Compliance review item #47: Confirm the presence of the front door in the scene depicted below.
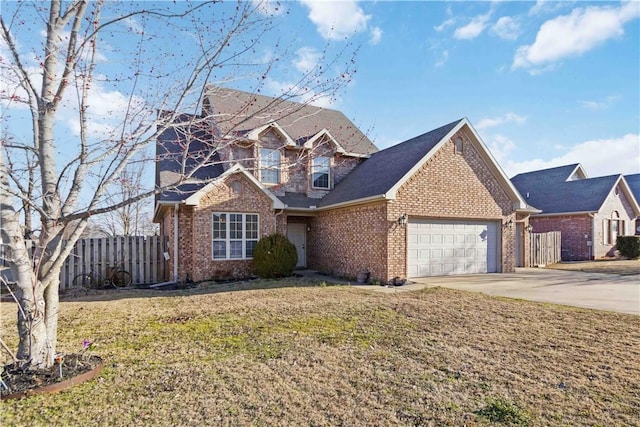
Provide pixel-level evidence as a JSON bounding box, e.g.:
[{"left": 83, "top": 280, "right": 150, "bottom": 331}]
[{"left": 287, "top": 223, "right": 307, "bottom": 268}]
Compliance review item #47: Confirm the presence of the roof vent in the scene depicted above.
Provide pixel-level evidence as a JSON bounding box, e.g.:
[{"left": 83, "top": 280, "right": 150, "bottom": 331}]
[{"left": 526, "top": 192, "right": 530, "bottom": 199}]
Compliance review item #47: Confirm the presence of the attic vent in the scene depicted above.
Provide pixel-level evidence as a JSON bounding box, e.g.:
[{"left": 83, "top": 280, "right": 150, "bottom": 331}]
[{"left": 454, "top": 137, "right": 464, "bottom": 153}]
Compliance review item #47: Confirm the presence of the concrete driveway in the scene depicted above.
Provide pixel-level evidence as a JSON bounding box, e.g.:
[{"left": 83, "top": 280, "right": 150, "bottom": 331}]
[{"left": 410, "top": 268, "right": 640, "bottom": 315}]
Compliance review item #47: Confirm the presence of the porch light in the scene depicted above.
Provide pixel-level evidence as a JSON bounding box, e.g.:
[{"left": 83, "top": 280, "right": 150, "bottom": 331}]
[
  {"left": 525, "top": 224, "right": 533, "bottom": 233},
  {"left": 502, "top": 219, "right": 513, "bottom": 230},
  {"left": 397, "top": 213, "right": 408, "bottom": 228}
]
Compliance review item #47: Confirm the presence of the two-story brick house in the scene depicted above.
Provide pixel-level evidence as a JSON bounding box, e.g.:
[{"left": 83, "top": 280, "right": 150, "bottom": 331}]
[{"left": 154, "top": 85, "right": 535, "bottom": 283}]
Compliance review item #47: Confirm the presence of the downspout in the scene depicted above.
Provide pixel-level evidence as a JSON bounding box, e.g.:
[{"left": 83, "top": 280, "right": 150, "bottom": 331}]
[
  {"left": 173, "top": 202, "right": 179, "bottom": 281},
  {"left": 275, "top": 207, "right": 285, "bottom": 233},
  {"left": 589, "top": 213, "right": 596, "bottom": 260}
]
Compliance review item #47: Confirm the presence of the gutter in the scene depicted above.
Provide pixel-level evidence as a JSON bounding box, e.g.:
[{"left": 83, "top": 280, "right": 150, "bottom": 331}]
[
  {"left": 316, "top": 194, "right": 387, "bottom": 211},
  {"left": 530, "top": 210, "right": 598, "bottom": 218}
]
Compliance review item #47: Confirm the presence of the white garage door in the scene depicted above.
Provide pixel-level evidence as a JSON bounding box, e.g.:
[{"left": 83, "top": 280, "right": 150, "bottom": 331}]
[{"left": 407, "top": 219, "right": 499, "bottom": 277}]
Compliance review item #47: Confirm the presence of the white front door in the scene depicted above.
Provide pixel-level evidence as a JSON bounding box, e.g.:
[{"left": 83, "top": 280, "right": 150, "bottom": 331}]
[{"left": 287, "top": 223, "right": 306, "bottom": 268}]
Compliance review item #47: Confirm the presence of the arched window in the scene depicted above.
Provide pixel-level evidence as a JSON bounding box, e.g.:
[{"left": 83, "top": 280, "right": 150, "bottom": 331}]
[{"left": 605, "top": 211, "right": 625, "bottom": 245}]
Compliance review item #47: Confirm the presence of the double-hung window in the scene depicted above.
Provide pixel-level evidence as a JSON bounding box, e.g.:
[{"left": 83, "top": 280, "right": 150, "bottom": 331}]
[
  {"left": 212, "top": 213, "right": 259, "bottom": 259},
  {"left": 260, "top": 148, "right": 280, "bottom": 184},
  {"left": 312, "top": 156, "right": 330, "bottom": 189}
]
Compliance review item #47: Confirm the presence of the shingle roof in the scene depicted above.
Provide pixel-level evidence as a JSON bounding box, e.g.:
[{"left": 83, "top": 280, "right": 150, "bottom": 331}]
[
  {"left": 318, "top": 119, "right": 463, "bottom": 207},
  {"left": 511, "top": 165, "right": 620, "bottom": 214},
  {"left": 204, "top": 86, "right": 378, "bottom": 155},
  {"left": 156, "top": 113, "right": 224, "bottom": 202},
  {"left": 625, "top": 173, "right": 640, "bottom": 201}
]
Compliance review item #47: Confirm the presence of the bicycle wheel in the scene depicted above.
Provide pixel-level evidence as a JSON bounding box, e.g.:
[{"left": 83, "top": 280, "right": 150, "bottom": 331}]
[
  {"left": 73, "top": 274, "right": 95, "bottom": 289},
  {"left": 111, "top": 270, "right": 132, "bottom": 288}
]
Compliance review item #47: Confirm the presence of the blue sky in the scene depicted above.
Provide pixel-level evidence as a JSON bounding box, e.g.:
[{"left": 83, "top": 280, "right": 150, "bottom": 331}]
[
  {"left": 276, "top": 0, "right": 640, "bottom": 178},
  {"left": 2, "top": 0, "right": 639, "bottom": 185}
]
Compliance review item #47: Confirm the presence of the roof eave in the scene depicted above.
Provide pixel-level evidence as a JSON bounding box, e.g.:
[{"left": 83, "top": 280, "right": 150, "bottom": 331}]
[{"left": 317, "top": 194, "right": 387, "bottom": 211}]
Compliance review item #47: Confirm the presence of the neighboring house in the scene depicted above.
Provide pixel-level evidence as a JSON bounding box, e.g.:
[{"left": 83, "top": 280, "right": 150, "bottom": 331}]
[
  {"left": 512, "top": 164, "right": 640, "bottom": 261},
  {"left": 154, "top": 85, "right": 535, "bottom": 283},
  {"left": 625, "top": 174, "right": 640, "bottom": 235}
]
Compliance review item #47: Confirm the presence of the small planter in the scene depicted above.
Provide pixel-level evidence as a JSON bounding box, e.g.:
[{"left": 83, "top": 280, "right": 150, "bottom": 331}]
[{"left": 1, "top": 358, "right": 104, "bottom": 401}]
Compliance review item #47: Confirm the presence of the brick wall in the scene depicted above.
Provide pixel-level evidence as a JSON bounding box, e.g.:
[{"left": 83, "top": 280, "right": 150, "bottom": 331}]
[
  {"left": 529, "top": 183, "right": 637, "bottom": 260},
  {"left": 388, "top": 130, "right": 516, "bottom": 278},
  {"left": 593, "top": 184, "right": 636, "bottom": 258},
  {"left": 529, "top": 215, "right": 591, "bottom": 261},
  {"left": 172, "top": 174, "right": 277, "bottom": 281},
  {"left": 309, "top": 202, "right": 388, "bottom": 282}
]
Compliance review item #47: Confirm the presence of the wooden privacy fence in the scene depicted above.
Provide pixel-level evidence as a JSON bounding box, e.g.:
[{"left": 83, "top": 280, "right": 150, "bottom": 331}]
[
  {"left": 2, "top": 236, "right": 167, "bottom": 289},
  {"left": 529, "top": 231, "right": 561, "bottom": 267}
]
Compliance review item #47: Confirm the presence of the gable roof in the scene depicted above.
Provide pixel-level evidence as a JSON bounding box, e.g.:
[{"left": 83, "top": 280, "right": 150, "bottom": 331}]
[
  {"left": 204, "top": 85, "right": 377, "bottom": 156},
  {"left": 512, "top": 167, "right": 640, "bottom": 216},
  {"left": 318, "top": 118, "right": 530, "bottom": 210},
  {"left": 625, "top": 173, "right": 640, "bottom": 201},
  {"left": 155, "top": 112, "right": 224, "bottom": 202}
]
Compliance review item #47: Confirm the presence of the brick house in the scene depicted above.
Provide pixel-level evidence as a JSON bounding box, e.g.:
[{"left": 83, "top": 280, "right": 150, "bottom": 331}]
[
  {"left": 153, "top": 86, "right": 535, "bottom": 283},
  {"left": 625, "top": 173, "right": 640, "bottom": 235},
  {"left": 512, "top": 164, "right": 640, "bottom": 261}
]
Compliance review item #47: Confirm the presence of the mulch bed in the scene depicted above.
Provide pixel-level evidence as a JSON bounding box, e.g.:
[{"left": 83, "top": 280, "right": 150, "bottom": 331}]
[{"left": 1, "top": 354, "right": 102, "bottom": 399}]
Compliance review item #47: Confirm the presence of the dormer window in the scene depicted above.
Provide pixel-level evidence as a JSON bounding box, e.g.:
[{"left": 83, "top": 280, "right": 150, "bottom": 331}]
[
  {"left": 260, "top": 148, "right": 280, "bottom": 184},
  {"left": 312, "top": 156, "right": 331, "bottom": 189}
]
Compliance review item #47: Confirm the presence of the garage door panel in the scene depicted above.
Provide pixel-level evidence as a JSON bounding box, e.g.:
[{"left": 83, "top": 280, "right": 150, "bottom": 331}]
[{"left": 408, "top": 219, "right": 499, "bottom": 277}]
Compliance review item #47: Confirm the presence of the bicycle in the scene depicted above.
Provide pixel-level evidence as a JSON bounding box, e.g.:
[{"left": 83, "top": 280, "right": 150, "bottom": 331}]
[{"left": 73, "top": 265, "right": 132, "bottom": 289}]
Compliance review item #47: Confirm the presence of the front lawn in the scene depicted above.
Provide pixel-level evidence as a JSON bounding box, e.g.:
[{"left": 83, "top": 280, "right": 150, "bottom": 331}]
[{"left": 2, "top": 279, "right": 639, "bottom": 426}]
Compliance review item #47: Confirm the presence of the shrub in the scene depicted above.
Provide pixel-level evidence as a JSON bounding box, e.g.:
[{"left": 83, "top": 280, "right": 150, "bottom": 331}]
[
  {"left": 616, "top": 236, "right": 640, "bottom": 259},
  {"left": 474, "top": 397, "right": 530, "bottom": 426},
  {"left": 252, "top": 233, "right": 298, "bottom": 278}
]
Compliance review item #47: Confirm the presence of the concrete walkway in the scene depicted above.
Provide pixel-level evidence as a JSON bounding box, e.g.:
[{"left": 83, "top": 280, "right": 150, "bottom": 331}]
[{"left": 408, "top": 268, "right": 640, "bottom": 315}]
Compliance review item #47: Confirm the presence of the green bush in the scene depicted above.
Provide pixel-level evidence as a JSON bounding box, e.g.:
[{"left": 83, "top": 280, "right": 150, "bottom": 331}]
[
  {"left": 252, "top": 233, "right": 298, "bottom": 278},
  {"left": 616, "top": 236, "right": 640, "bottom": 259},
  {"left": 474, "top": 397, "right": 530, "bottom": 426}
]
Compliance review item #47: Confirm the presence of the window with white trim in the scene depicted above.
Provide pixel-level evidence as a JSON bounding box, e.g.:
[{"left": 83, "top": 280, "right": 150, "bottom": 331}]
[
  {"left": 212, "top": 213, "right": 259, "bottom": 260},
  {"left": 312, "top": 156, "right": 330, "bottom": 189},
  {"left": 259, "top": 148, "right": 280, "bottom": 184},
  {"left": 604, "top": 211, "right": 625, "bottom": 245}
]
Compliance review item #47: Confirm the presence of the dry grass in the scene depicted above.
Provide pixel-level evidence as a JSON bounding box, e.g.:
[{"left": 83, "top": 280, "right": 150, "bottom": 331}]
[
  {"left": 545, "top": 259, "right": 640, "bottom": 276},
  {"left": 1, "top": 278, "right": 639, "bottom": 426}
]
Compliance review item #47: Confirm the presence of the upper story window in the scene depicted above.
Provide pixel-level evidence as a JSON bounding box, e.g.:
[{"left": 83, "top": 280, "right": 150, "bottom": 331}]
[
  {"left": 312, "top": 156, "right": 331, "bottom": 189},
  {"left": 212, "top": 213, "right": 259, "bottom": 260},
  {"left": 259, "top": 148, "right": 280, "bottom": 184}
]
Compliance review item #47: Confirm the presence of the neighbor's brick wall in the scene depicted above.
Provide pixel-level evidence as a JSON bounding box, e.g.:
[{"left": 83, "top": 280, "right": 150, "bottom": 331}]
[
  {"left": 593, "top": 183, "right": 636, "bottom": 258},
  {"left": 388, "top": 130, "right": 516, "bottom": 279},
  {"left": 176, "top": 174, "right": 277, "bottom": 281},
  {"left": 309, "top": 202, "right": 388, "bottom": 282},
  {"left": 529, "top": 215, "right": 591, "bottom": 261}
]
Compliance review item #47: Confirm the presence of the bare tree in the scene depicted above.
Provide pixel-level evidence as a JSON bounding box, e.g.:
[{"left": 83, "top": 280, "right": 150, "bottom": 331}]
[
  {"left": 1, "top": 0, "right": 357, "bottom": 368},
  {"left": 91, "top": 156, "right": 159, "bottom": 237}
]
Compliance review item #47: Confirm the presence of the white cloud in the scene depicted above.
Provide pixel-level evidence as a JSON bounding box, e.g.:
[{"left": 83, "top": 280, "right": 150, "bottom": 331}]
[
  {"left": 528, "top": 0, "right": 566, "bottom": 17},
  {"left": 492, "top": 16, "right": 520, "bottom": 41},
  {"left": 454, "top": 12, "right": 492, "bottom": 40},
  {"left": 476, "top": 112, "right": 526, "bottom": 130},
  {"left": 486, "top": 134, "right": 516, "bottom": 165},
  {"left": 369, "top": 26, "right": 382, "bottom": 45},
  {"left": 301, "top": 0, "right": 370, "bottom": 40},
  {"left": 434, "top": 17, "right": 456, "bottom": 32},
  {"left": 505, "top": 134, "right": 640, "bottom": 177},
  {"left": 435, "top": 50, "right": 449, "bottom": 68},
  {"left": 293, "top": 47, "right": 321, "bottom": 74},
  {"left": 579, "top": 95, "right": 620, "bottom": 111},
  {"left": 513, "top": 2, "right": 640, "bottom": 72}
]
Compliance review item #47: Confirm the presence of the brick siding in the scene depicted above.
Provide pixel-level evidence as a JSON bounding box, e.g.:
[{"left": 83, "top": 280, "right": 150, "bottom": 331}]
[
  {"left": 531, "top": 182, "right": 637, "bottom": 260},
  {"left": 387, "top": 131, "right": 516, "bottom": 278}
]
